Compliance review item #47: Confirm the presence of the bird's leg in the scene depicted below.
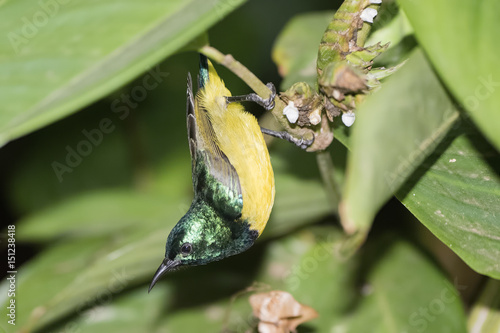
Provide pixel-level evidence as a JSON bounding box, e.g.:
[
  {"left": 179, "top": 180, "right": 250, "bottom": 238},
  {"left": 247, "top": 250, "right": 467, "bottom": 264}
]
[
  {"left": 261, "top": 128, "right": 314, "bottom": 150},
  {"left": 226, "top": 83, "right": 312, "bottom": 149},
  {"left": 226, "top": 83, "right": 276, "bottom": 110}
]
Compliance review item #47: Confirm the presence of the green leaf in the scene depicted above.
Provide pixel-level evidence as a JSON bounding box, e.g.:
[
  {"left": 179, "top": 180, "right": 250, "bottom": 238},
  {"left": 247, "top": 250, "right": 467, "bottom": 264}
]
[
  {"left": 161, "top": 230, "right": 467, "bottom": 333},
  {"left": 5, "top": 55, "right": 194, "bottom": 215},
  {"left": 34, "top": 227, "right": 332, "bottom": 333},
  {"left": 0, "top": 237, "right": 111, "bottom": 333},
  {"left": 340, "top": 49, "right": 459, "bottom": 234},
  {"left": 2, "top": 157, "right": 330, "bottom": 331},
  {"left": 12, "top": 227, "right": 172, "bottom": 332},
  {"left": 265, "top": 172, "right": 331, "bottom": 238},
  {"left": 272, "top": 11, "right": 333, "bottom": 90},
  {"left": 87, "top": 287, "right": 172, "bottom": 333},
  {"left": 157, "top": 227, "right": 344, "bottom": 333},
  {"left": 16, "top": 190, "right": 188, "bottom": 242},
  {"left": 398, "top": 0, "right": 500, "bottom": 151},
  {"left": 15, "top": 151, "right": 331, "bottom": 242},
  {"left": 0, "top": 0, "right": 246, "bottom": 147},
  {"left": 32, "top": 228, "right": 467, "bottom": 333},
  {"left": 277, "top": 231, "right": 467, "bottom": 332},
  {"left": 38, "top": 284, "right": 172, "bottom": 333},
  {"left": 468, "top": 279, "right": 500, "bottom": 332},
  {"left": 334, "top": 238, "right": 467, "bottom": 333},
  {"left": 282, "top": 228, "right": 357, "bottom": 332},
  {"left": 398, "top": 121, "right": 500, "bottom": 279},
  {"left": 1, "top": 187, "right": 187, "bottom": 331}
]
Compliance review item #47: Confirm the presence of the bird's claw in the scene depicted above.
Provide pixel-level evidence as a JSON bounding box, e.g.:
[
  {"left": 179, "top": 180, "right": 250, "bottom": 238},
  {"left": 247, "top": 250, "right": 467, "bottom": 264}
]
[
  {"left": 225, "top": 82, "right": 277, "bottom": 110},
  {"left": 293, "top": 135, "right": 314, "bottom": 150},
  {"left": 261, "top": 82, "right": 276, "bottom": 110},
  {"left": 260, "top": 128, "right": 314, "bottom": 150}
]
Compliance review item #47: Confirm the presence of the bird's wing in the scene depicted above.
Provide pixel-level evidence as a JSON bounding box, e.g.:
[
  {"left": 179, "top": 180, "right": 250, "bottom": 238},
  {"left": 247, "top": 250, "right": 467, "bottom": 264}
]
[
  {"left": 186, "top": 73, "right": 242, "bottom": 219},
  {"left": 186, "top": 73, "right": 197, "bottom": 159}
]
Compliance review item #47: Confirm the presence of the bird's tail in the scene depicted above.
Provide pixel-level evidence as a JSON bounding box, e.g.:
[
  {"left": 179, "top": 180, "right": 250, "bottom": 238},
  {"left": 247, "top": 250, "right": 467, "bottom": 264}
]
[{"left": 198, "top": 54, "right": 209, "bottom": 89}]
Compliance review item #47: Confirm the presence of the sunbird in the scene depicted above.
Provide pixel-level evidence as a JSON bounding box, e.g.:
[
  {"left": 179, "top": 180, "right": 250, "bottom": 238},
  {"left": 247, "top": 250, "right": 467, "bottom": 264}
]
[{"left": 149, "top": 54, "right": 284, "bottom": 292}]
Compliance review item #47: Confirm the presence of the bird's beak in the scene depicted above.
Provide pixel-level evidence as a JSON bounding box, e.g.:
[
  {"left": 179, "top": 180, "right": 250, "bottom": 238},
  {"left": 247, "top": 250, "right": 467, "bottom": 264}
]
[{"left": 148, "top": 259, "right": 180, "bottom": 293}]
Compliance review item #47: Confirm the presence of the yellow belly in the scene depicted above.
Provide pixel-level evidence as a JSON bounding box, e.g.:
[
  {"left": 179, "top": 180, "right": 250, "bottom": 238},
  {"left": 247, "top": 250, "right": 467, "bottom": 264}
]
[
  {"left": 199, "top": 74, "right": 275, "bottom": 235},
  {"left": 216, "top": 104, "right": 275, "bottom": 235}
]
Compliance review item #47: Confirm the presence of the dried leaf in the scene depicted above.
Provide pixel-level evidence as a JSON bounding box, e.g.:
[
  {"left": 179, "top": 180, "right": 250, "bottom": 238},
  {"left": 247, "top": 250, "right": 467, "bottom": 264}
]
[{"left": 249, "top": 291, "right": 318, "bottom": 333}]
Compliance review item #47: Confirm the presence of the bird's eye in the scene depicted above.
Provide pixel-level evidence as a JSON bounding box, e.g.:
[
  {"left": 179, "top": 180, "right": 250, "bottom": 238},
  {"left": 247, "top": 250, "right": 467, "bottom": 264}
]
[{"left": 180, "top": 242, "right": 193, "bottom": 256}]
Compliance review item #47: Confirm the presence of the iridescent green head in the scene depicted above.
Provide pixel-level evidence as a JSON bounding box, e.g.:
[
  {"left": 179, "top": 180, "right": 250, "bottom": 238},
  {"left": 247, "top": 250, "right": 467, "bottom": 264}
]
[{"left": 148, "top": 201, "right": 257, "bottom": 292}]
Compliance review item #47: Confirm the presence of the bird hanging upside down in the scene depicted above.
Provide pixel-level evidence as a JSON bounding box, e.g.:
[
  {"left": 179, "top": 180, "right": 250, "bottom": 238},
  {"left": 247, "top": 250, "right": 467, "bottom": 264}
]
[{"left": 149, "top": 54, "right": 281, "bottom": 292}]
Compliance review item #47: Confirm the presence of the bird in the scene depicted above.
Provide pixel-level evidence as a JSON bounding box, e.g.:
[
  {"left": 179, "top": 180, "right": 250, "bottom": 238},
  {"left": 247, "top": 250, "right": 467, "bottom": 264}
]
[{"left": 149, "top": 54, "right": 277, "bottom": 292}]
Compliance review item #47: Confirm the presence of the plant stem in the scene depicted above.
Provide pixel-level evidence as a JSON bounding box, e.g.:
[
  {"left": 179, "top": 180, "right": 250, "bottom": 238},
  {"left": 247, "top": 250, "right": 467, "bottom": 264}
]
[
  {"left": 199, "top": 45, "right": 315, "bottom": 147},
  {"left": 316, "top": 150, "right": 341, "bottom": 210},
  {"left": 200, "top": 45, "right": 273, "bottom": 98}
]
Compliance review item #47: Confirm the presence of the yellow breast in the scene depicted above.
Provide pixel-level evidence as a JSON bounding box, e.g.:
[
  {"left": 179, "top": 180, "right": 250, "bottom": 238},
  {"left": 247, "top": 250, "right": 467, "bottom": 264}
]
[{"left": 198, "top": 68, "right": 275, "bottom": 235}]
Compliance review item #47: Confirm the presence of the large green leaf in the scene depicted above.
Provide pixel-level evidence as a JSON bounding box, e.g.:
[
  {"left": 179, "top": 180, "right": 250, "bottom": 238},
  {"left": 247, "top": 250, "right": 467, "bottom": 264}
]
[
  {"left": 16, "top": 190, "right": 188, "bottom": 241},
  {"left": 136, "top": 231, "right": 472, "bottom": 333},
  {"left": 38, "top": 284, "right": 172, "bottom": 333},
  {"left": 0, "top": 0, "right": 245, "bottom": 147},
  {"left": 168, "top": 229, "right": 467, "bottom": 333},
  {"left": 136, "top": 228, "right": 336, "bottom": 333},
  {"left": 1, "top": 224, "right": 177, "bottom": 332},
  {"left": 340, "top": 49, "right": 459, "bottom": 234},
  {"left": 0, "top": 237, "right": 111, "bottom": 333},
  {"left": 265, "top": 230, "right": 467, "bottom": 333},
  {"left": 334, "top": 238, "right": 467, "bottom": 333},
  {"left": 4, "top": 54, "right": 194, "bottom": 215},
  {"left": 1, "top": 189, "right": 183, "bottom": 331},
  {"left": 282, "top": 229, "right": 357, "bottom": 332},
  {"left": 1, "top": 154, "right": 330, "bottom": 331},
  {"left": 398, "top": 0, "right": 500, "bottom": 151},
  {"left": 6, "top": 220, "right": 326, "bottom": 332},
  {"left": 398, "top": 121, "right": 500, "bottom": 279},
  {"left": 264, "top": 171, "right": 331, "bottom": 238},
  {"left": 25, "top": 227, "right": 467, "bottom": 333},
  {"left": 15, "top": 152, "right": 330, "bottom": 242},
  {"left": 339, "top": 47, "right": 500, "bottom": 278}
]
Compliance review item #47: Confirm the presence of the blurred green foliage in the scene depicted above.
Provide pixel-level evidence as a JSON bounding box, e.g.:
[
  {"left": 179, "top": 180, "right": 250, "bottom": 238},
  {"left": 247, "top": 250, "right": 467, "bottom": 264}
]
[{"left": 0, "top": 0, "right": 499, "bottom": 332}]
